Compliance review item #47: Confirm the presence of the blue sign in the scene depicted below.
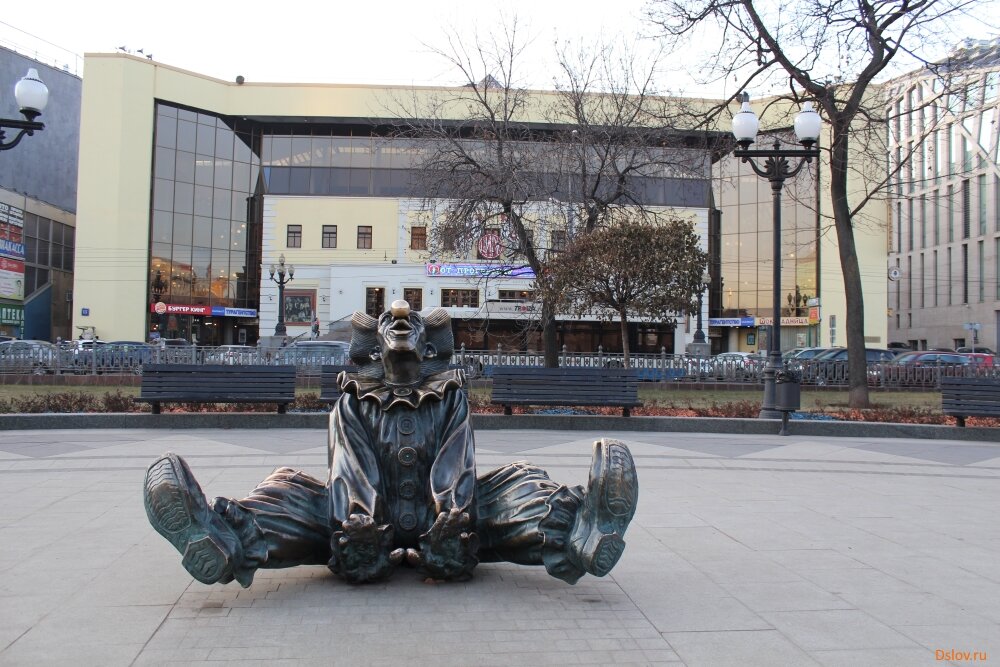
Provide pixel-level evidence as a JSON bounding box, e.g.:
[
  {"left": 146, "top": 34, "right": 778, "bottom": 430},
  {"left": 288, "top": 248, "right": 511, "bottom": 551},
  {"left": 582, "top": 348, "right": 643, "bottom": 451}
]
[
  {"left": 0, "top": 239, "right": 25, "bottom": 260},
  {"left": 81, "top": 308, "right": 90, "bottom": 316},
  {"left": 426, "top": 263, "right": 535, "bottom": 279},
  {"left": 709, "top": 316, "right": 755, "bottom": 327},
  {"left": 210, "top": 306, "right": 258, "bottom": 318}
]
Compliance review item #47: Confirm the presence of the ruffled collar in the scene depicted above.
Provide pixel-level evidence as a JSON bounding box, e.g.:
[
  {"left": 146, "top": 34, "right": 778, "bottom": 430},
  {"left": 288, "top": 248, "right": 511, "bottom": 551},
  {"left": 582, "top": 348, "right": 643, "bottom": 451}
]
[{"left": 338, "top": 369, "right": 465, "bottom": 410}]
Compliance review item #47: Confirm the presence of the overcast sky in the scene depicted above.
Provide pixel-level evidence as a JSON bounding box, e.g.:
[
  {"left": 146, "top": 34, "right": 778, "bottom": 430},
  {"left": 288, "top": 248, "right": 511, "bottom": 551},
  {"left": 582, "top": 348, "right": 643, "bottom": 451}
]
[
  {"left": 1, "top": 1, "right": 654, "bottom": 87},
  {"left": 2, "top": 0, "right": 997, "bottom": 98}
]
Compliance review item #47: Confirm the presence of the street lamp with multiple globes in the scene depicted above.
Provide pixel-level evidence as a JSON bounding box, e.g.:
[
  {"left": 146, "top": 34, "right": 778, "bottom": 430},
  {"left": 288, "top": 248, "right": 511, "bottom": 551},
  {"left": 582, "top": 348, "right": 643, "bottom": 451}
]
[
  {"left": 731, "top": 93, "right": 821, "bottom": 419},
  {"left": 269, "top": 254, "right": 295, "bottom": 336},
  {"left": 0, "top": 69, "right": 49, "bottom": 151}
]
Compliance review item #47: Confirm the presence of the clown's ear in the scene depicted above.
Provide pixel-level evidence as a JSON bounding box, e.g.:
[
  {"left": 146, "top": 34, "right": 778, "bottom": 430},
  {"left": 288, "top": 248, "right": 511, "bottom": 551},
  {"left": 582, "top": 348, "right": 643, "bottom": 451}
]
[{"left": 423, "top": 308, "right": 450, "bottom": 328}]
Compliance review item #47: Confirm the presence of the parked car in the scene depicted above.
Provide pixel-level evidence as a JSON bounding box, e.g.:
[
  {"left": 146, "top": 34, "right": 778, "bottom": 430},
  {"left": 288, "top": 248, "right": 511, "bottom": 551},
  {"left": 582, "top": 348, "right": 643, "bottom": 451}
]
[
  {"left": 101, "top": 341, "right": 155, "bottom": 373},
  {"left": 802, "top": 347, "right": 897, "bottom": 385},
  {"left": 881, "top": 351, "right": 975, "bottom": 386},
  {"left": 956, "top": 345, "right": 995, "bottom": 354},
  {"left": 276, "top": 340, "right": 351, "bottom": 367},
  {"left": 709, "top": 352, "right": 762, "bottom": 381},
  {"left": 205, "top": 345, "right": 258, "bottom": 365},
  {"left": 0, "top": 340, "right": 59, "bottom": 374}
]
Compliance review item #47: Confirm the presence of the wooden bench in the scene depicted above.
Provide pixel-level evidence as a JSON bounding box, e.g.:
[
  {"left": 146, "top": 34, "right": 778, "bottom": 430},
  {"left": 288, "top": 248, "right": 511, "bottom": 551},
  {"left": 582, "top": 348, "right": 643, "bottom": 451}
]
[
  {"left": 136, "top": 364, "right": 297, "bottom": 414},
  {"left": 319, "top": 365, "right": 357, "bottom": 403},
  {"left": 491, "top": 366, "right": 641, "bottom": 417},
  {"left": 941, "top": 377, "right": 1000, "bottom": 426}
]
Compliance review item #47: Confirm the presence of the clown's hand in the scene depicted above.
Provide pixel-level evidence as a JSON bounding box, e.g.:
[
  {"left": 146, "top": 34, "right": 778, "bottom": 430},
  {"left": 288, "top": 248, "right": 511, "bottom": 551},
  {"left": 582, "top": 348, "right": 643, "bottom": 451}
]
[
  {"left": 406, "top": 508, "right": 479, "bottom": 581},
  {"left": 328, "top": 513, "right": 396, "bottom": 584}
]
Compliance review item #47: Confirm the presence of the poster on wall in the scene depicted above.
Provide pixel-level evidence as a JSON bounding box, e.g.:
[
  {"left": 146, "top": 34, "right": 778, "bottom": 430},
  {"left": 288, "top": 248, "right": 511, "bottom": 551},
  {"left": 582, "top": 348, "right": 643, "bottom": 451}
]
[
  {"left": 0, "top": 257, "right": 24, "bottom": 299},
  {"left": 283, "top": 289, "right": 316, "bottom": 324}
]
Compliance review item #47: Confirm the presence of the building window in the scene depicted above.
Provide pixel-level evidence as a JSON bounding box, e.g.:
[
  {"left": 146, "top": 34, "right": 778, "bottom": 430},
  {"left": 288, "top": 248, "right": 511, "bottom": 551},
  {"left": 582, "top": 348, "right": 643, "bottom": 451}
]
[
  {"left": 962, "top": 243, "right": 969, "bottom": 304},
  {"left": 978, "top": 174, "right": 987, "bottom": 235},
  {"left": 933, "top": 191, "right": 939, "bottom": 245},
  {"left": 365, "top": 287, "right": 384, "bottom": 316},
  {"left": 322, "top": 225, "right": 337, "bottom": 248},
  {"left": 498, "top": 289, "right": 535, "bottom": 301},
  {"left": 357, "top": 225, "right": 373, "bottom": 249},
  {"left": 403, "top": 287, "right": 423, "bottom": 311},
  {"left": 978, "top": 240, "right": 984, "bottom": 302},
  {"left": 947, "top": 184, "right": 954, "bottom": 242},
  {"left": 962, "top": 179, "right": 970, "bottom": 239},
  {"left": 907, "top": 199, "right": 913, "bottom": 251},
  {"left": 286, "top": 225, "right": 302, "bottom": 248},
  {"left": 919, "top": 253, "right": 925, "bottom": 308},
  {"left": 919, "top": 195, "right": 926, "bottom": 248},
  {"left": 947, "top": 247, "right": 953, "bottom": 305},
  {"left": 410, "top": 226, "right": 427, "bottom": 250},
  {"left": 441, "top": 289, "right": 479, "bottom": 308},
  {"left": 551, "top": 230, "right": 567, "bottom": 253},
  {"left": 933, "top": 250, "right": 938, "bottom": 307}
]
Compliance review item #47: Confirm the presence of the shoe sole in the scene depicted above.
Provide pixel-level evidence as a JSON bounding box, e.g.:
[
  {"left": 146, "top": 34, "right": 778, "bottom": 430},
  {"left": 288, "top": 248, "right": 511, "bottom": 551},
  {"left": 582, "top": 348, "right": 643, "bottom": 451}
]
[
  {"left": 575, "top": 439, "right": 638, "bottom": 576},
  {"left": 144, "top": 454, "right": 233, "bottom": 584}
]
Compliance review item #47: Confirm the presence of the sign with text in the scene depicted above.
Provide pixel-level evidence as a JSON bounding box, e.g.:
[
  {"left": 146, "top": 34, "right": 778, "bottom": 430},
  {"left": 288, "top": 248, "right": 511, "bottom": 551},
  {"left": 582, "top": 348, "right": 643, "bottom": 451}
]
[
  {"left": 426, "top": 263, "right": 535, "bottom": 279},
  {"left": 756, "top": 316, "right": 811, "bottom": 326},
  {"left": 708, "top": 317, "right": 755, "bottom": 327},
  {"left": 148, "top": 303, "right": 259, "bottom": 318}
]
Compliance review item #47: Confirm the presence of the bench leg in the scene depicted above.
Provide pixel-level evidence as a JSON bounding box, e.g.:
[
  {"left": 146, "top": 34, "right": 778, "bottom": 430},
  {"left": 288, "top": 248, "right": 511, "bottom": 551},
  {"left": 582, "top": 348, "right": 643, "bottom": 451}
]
[
  {"left": 152, "top": 403, "right": 161, "bottom": 415},
  {"left": 957, "top": 415, "right": 966, "bottom": 427},
  {"left": 622, "top": 407, "right": 631, "bottom": 417},
  {"left": 278, "top": 404, "right": 287, "bottom": 414},
  {"left": 503, "top": 405, "right": 512, "bottom": 416}
]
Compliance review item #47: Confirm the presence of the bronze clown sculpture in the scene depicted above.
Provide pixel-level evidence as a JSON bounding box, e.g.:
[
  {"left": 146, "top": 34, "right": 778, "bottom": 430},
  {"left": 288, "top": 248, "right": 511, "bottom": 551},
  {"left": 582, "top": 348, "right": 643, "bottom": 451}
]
[{"left": 143, "top": 301, "right": 638, "bottom": 585}]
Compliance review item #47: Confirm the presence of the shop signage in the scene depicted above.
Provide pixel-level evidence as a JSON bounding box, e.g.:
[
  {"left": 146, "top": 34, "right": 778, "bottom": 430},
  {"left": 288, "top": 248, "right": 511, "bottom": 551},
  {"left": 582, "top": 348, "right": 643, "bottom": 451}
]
[
  {"left": 211, "top": 306, "right": 258, "bottom": 318},
  {"left": 490, "top": 301, "right": 540, "bottom": 314},
  {"left": 476, "top": 232, "right": 503, "bottom": 260},
  {"left": 148, "top": 303, "right": 258, "bottom": 318},
  {"left": 808, "top": 306, "right": 820, "bottom": 323},
  {"left": 756, "top": 316, "right": 811, "bottom": 326},
  {"left": 0, "top": 304, "right": 23, "bottom": 325},
  {"left": 149, "top": 303, "right": 211, "bottom": 315},
  {"left": 426, "top": 263, "right": 535, "bottom": 279},
  {"left": 708, "top": 317, "right": 755, "bottom": 327},
  {"left": 0, "top": 204, "right": 23, "bottom": 226}
]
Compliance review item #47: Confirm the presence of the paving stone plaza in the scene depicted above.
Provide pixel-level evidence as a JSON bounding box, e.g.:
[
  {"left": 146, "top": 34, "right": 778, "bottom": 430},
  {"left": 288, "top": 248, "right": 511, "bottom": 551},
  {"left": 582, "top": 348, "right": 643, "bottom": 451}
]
[{"left": 1, "top": 425, "right": 998, "bottom": 666}]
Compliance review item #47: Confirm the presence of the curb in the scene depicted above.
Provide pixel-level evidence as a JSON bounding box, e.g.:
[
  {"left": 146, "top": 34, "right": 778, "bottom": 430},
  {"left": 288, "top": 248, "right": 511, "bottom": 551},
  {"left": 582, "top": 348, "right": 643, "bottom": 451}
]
[{"left": 0, "top": 412, "right": 998, "bottom": 442}]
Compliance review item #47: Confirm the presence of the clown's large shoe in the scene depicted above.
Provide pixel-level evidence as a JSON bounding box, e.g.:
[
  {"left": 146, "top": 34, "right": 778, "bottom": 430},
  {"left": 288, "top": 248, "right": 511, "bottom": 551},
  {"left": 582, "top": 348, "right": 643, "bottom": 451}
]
[
  {"left": 568, "top": 439, "right": 639, "bottom": 577},
  {"left": 144, "top": 452, "right": 251, "bottom": 586}
]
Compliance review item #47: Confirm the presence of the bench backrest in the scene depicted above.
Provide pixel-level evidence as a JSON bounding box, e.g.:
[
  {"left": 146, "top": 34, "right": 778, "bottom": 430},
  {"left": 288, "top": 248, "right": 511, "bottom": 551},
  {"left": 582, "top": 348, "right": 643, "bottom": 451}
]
[
  {"left": 140, "top": 364, "right": 297, "bottom": 401},
  {"left": 319, "top": 365, "right": 357, "bottom": 403},
  {"left": 941, "top": 377, "right": 1000, "bottom": 410},
  {"left": 491, "top": 365, "right": 639, "bottom": 406}
]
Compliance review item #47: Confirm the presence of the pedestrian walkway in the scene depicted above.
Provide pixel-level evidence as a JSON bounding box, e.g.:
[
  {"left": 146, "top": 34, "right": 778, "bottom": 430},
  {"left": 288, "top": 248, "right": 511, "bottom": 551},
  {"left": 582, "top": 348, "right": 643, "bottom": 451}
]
[{"left": 1, "top": 427, "right": 998, "bottom": 665}]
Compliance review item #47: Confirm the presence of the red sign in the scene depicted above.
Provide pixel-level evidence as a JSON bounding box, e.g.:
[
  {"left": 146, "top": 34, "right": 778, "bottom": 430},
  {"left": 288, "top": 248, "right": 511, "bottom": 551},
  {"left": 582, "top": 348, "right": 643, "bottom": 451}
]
[
  {"left": 477, "top": 232, "right": 503, "bottom": 260},
  {"left": 149, "top": 302, "right": 211, "bottom": 315}
]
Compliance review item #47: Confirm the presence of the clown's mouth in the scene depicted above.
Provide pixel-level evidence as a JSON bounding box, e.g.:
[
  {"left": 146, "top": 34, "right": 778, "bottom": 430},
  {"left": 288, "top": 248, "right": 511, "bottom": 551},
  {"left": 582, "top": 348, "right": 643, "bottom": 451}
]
[{"left": 385, "top": 317, "right": 414, "bottom": 341}]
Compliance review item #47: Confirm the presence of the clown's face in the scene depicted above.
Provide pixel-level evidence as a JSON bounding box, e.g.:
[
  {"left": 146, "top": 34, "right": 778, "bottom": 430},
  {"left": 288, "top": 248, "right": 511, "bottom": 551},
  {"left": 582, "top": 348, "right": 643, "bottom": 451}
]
[{"left": 376, "top": 301, "right": 427, "bottom": 359}]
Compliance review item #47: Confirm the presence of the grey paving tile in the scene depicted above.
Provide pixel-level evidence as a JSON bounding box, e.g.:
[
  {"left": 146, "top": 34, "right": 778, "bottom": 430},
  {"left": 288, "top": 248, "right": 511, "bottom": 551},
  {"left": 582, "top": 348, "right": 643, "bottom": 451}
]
[
  {"left": 664, "top": 629, "right": 820, "bottom": 666},
  {"left": 760, "top": 609, "right": 923, "bottom": 651}
]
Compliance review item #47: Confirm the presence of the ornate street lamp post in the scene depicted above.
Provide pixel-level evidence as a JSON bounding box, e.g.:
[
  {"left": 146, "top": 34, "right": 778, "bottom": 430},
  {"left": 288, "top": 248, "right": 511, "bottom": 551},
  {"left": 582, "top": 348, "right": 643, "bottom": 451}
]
[
  {"left": 731, "top": 93, "right": 820, "bottom": 419},
  {"left": 269, "top": 254, "right": 295, "bottom": 336},
  {"left": 0, "top": 69, "right": 49, "bottom": 151}
]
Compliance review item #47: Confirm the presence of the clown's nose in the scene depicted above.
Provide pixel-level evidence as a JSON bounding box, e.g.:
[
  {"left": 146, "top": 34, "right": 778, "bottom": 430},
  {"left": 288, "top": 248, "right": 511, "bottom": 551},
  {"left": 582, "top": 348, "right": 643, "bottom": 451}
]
[{"left": 390, "top": 300, "right": 410, "bottom": 318}]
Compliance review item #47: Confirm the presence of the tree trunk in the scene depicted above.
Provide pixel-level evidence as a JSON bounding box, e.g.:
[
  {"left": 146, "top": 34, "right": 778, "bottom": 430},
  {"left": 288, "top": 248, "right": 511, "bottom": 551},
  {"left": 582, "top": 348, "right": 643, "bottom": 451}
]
[
  {"left": 542, "top": 301, "right": 559, "bottom": 368},
  {"left": 619, "top": 311, "right": 630, "bottom": 368},
  {"left": 829, "top": 127, "right": 871, "bottom": 408}
]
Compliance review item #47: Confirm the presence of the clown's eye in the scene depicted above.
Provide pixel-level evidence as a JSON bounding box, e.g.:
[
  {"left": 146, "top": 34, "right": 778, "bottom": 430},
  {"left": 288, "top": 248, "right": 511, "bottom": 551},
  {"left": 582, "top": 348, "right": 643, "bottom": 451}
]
[{"left": 378, "top": 313, "right": 392, "bottom": 325}]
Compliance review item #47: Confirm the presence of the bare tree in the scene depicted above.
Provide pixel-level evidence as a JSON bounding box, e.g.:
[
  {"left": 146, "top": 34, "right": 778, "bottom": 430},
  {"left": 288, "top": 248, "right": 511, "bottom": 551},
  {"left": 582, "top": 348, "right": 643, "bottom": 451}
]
[
  {"left": 646, "top": 0, "right": 982, "bottom": 407},
  {"left": 549, "top": 215, "right": 708, "bottom": 367},
  {"left": 384, "top": 22, "right": 715, "bottom": 365}
]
